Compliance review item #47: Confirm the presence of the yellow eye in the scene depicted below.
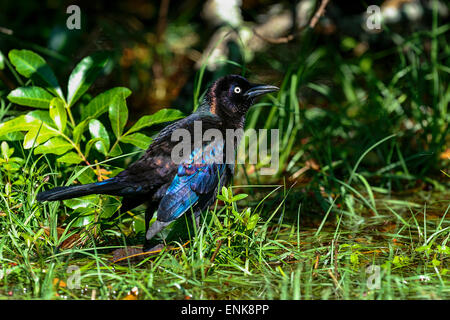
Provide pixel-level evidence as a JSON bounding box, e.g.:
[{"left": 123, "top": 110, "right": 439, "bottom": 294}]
[{"left": 234, "top": 86, "right": 241, "bottom": 94}]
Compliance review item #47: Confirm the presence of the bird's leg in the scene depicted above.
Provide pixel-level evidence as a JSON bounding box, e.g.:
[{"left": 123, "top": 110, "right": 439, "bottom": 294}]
[
  {"left": 143, "top": 203, "right": 169, "bottom": 252},
  {"left": 145, "top": 220, "right": 170, "bottom": 241},
  {"left": 143, "top": 220, "right": 171, "bottom": 252},
  {"left": 144, "top": 202, "right": 158, "bottom": 232}
]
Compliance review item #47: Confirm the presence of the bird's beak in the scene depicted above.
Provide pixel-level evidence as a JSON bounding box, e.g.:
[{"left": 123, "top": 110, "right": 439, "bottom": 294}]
[{"left": 244, "top": 84, "right": 279, "bottom": 99}]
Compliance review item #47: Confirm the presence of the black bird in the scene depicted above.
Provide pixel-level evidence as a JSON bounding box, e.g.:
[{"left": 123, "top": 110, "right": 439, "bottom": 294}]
[{"left": 37, "top": 75, "right": 278, "bottom": 250}]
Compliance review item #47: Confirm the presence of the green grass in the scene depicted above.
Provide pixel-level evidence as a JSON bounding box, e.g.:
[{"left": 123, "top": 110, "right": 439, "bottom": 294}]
[{"left": 0, "top": 148, "right": 448, "bottom": 299}]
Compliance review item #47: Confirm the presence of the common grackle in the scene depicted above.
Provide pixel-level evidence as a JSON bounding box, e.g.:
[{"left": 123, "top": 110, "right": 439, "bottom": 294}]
[{"left": 37, "top": 75, "right": 278, "bottom": 251}]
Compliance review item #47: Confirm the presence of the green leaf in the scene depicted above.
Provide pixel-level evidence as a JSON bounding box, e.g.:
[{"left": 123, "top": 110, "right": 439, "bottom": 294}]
[
  {"left": 108, "top": 143, "right": 123, "bottom": 157},
  {"left": 88, "top": 119, "right": 110, "bottom": 155},
  {"left": 432, "top": 259, "right": 441, "bottom": 267},
  {"left": 22, "top": 110, "right": 57, "bottom": 132},
  {"left": 0, "top": 132, "right": 24, "bottom": 141},
  {"left": 231, "top": 194, "right": 248, "bottom": 202},
  {"left": 127, "top": 108, "right": 184, "bottom": 134},
  {"left": 109, "top": 94, "right": 128, "bottom": 138},
  {"left": 29, "top": 109, "right": 55, "bottom": 124},
  {"left": 120, "top": 132, "right": 152, "bottom": 149},
  {"left": 76, "top": 169, "right": 96, "bottom": 185},
  {"left": 85, "top": 137, "right": 105, "bottom": 158},
  {"left": 67, "top": 53, "right": 109, "bottom": 107},
  {"left": 63, "top": 195, "right": 97, "bottom": 209},
  {"left": 216, "top": 195, "right": 226, "bottom": 202},
  {"left": 34, "top": 137, "right": 73, "bottom": 155},
  {"left": 7, "top": 86, "right": 54, "bottom": 109},
  {"left": 350, "top": 252, "right": 359, "bottom": 265},
  {"left": 23, "top": 125, "right": 58, "bottom": 149},
  {"left": 82, "top": 87, "right": 131, "bottom": 120},
  {"left": 49, "top": 97, "right": 67, "bottom": 131},
  {"left": 73, "top": 119, "right": 88, "bottom": 145},
  {"left": 69, "top": 207, "right": 97, "bottom": 227},
  {"left": 57, "top": 152, "right": 83, "bottom": 164},
  {"left": 8, "top": 49, "right": 64, "bottom": 100},
  {"left": 1, "top": 141, "right": 9, "bottom": 159},
  {"left": 231, "top": 209, "right": 243, "bottom": 222},
  {"left": 221, "top": 186, "right": 229, "bottom": 200},
  {"left": 100, "top": 197, "right": 121, "bottom": 219},
  {"left": 0, "top": 114, "right": 40, "bottom": 136},
  {"left": 246, "top": 214, "right": 259, "bottom": 230},
  {"left": 415, "top": 245, "right": 432, "bottom": 253}
]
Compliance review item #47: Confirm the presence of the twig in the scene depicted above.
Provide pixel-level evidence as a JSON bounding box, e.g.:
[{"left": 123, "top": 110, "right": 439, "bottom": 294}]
[
  {"left": 309, "top": 0, "right": 331, "bottom": 29},
  {"left": 252, "top": 30, "right": 295, "bottom": 44},
  {"left": 204, "top": 239, "right": 223, "bottom": 276},
  {"left": 312, "top": 253, "right": 320, "bottom": 277},
  {"left": 332, "top": 239, "right": 340, "bottom": 280},
  {"left": 156, "top": 0, "right": 170, "bottom": 42},
  {"left": 253, "top": 0, "right": 331, "bottom": 45},
  {"left": 327, "top": 269, "right": 341, "bottom": 291}
]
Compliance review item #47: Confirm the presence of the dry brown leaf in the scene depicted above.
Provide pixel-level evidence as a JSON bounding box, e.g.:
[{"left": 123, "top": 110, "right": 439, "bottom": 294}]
[
  {"left": 41, "top": 226, "right": 81, "bottom": 249},
  {"left": 305, "top": 159, "right": 320, "bottom": 171}
]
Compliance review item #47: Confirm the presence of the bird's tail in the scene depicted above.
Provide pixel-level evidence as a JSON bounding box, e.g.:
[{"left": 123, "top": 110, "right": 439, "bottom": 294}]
[{"left": 37, "top": 178, "right": 121, "bottom": 202}]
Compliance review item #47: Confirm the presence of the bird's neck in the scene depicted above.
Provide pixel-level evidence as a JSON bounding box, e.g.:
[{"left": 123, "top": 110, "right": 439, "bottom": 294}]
[{"left": 197, "top": 100, "right": 246, "bottom": 130}]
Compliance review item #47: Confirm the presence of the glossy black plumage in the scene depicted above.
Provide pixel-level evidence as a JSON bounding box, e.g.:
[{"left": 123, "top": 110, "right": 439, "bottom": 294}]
[{"left": 37, "top": 75, "right": 278, "bottom": 251}]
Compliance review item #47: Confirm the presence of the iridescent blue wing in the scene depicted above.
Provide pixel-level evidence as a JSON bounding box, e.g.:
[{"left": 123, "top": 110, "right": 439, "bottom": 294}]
[{"left": 157, "top": 138, "right": 225, "bottom": 222}]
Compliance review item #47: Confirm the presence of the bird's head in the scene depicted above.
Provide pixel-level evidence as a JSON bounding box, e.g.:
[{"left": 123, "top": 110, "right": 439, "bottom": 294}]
[{"left": 205, "top": 75, "right": 278, "bottom": 120}]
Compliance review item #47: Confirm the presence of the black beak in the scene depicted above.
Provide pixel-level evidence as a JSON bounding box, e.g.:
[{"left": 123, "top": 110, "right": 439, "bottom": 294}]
[{"left": 244, "top": 84, "right": 279, "bottom": 99}]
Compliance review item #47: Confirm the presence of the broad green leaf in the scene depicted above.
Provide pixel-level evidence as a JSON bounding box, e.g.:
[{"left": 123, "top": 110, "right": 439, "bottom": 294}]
[
  {"left": 23, "top": 125, "right": 59, "bottom": 149},
  {"left": 89, "top": 119, "right": 110, "bottom": 155},
  {"left": 8, "top": 49, "right": 64, "bottom": 100},
  {"left": 1, "top": 141, "right": 9, "bottom": 159},
  {"left": 100, "top": 197, "right": 121, "bottom": 219},
  {"left": 69, "top": 206, "right": 97, "bottom": 227},
  {"left": 63, "top": 197, "right": 94, "bottom": 209},
  {"left": 82, "top": 87, "right": 131, "bottom": 120},
  {"left": 109, "top": 94, "right": 128, "bottom": 138},
  {"left": 108, "top": 143, "right": 123, "bottom": 157},
  {"left": 127, "top": 108, "right": 184, "bottom": 134},
  {"left": 247, "top": 214, "right": 259, "bottom": 230},
  {"left": 0, "top": 114, "right": 40, "bottom": 136},
  {"left": 76, "top": 169, "right": 96, "bottom": 185},
  {"left": 73, "top": 119, "right": 88, "bottom": 145},
  {"left": 67, "top": 53, "right": 109, "bottom": 107},
  {"left": 7, "top": 86, "right": 54, "bottom": 109},
  {"left": 85, "top": 137, "right": 107, "bottom": 158},
  {"left": 25, "top": 110, "right": 55, "bottom": 128},
  {"left": 57, "top": 152, "right": 83, "bottom": 164},
  {"left": 34, "top": 137, "right": 73, "bottom": 155},
  {"left": 0, "top": 132, "right": 25, "bottom": 141},
  {"left": 120, "top": 132, "right": 152, "bottom": 149},
  {"left": 49, "top": 97, "right": 67, "bottom": 131}
]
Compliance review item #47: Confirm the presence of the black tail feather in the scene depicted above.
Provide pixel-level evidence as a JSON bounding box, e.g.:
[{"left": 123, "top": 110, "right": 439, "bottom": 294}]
[{"left": 37, "top": 178, "right": 120, "bottom": 202}]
